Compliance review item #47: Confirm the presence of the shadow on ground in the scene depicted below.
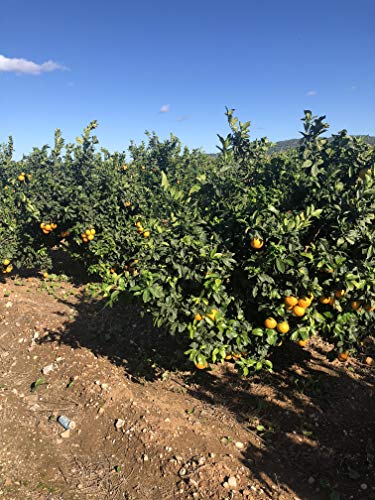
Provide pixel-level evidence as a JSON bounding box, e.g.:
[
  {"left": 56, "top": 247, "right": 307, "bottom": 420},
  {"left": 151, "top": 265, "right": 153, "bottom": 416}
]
[{"left": 38, "top": 285, "right": 375, "bottom": 500}]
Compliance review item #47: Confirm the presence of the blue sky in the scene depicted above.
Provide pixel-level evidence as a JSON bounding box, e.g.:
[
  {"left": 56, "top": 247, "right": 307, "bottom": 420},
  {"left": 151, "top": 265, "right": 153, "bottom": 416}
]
[{"left": 1, "top": 0, "right": 374, "bottom": 158}]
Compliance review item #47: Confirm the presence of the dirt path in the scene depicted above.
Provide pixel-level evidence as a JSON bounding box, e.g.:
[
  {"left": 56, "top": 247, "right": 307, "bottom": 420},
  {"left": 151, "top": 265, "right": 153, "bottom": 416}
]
[{"left": 0, "top": 276, "right": 374, "bottom": 499}]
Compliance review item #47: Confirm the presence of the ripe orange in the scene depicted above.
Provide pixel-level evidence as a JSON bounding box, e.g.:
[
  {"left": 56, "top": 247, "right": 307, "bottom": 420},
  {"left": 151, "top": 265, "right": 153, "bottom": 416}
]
[
  {"left": 334, "top": 289, "right": 345, "bottom": 299},
  {"left": 136, "top": 222, "right": 142, "bottom": 228},
  {"left": 277, "top": 321, "right": 290, "bottom": 334},
  {"left": 298, "top": 297, "right": 312, "bottom": 308},
  {"left": 194, "top": 313, "right": 203, "bottom": 321},
  {"left": 143, "top": 231, "right": 150, "bottom": 238},
  {"left": 319, "top": 296, "right": 331, "bottom": 304},
  {"left": 42, "top": 229, "right": 49, "bottom": 234},
  {"left": 18, "top": 174, "right": 25, "bottom": 181},
  {"left": 90, "top": 229, "right": 96, "bottom": 235},
  {"left": 264, "top": 317, "right": 277, "bottom": 329},
  {"left": 125, "top": 201, "right": 131, "bottom": 207},
  {"left": 365, "top": 356, "right": 373, "bottom": 366},
  {"left": 40, "top": 222, "right": 46, "bottom": 229},
  {"left": 328, "top": 297, "right": 335, "bottom": 306},
  {"left": 285, "top": 296, "right": 298, "bottom": 308},
  {"left": 337, "top": 351, "right": 349, "bottom": 362},
  {"left": 292, "top": 305, "right": 306, "bottom": 317},
  {"left": 5, "top": 265, "right": 13, "bottom": 273},
  {"left": 87, "top": 234, "right": 94, "bottom": 241},
  {"left": 195, "top": 361, "right": 208, "bottom": 370},
  {"left": 298, "top": 339, "right": 308, "bottom": 347},
  {"left": 3, "top": 259, "right": 10, "bottom": 266},
  {"left": 45, "top": 224, "right": 52, "bottom": 231},
  {"left": 250, "top": 237, "right": 264, "bottom": 249},
  {"left": 85, "top": 229, "right": 91, "bottom": 236},
  {"left": 351, "top": 301, "right": 361, "bottom": 310},
  {"left": 207, "top": 309, "right": 218, "bottom": 321}
]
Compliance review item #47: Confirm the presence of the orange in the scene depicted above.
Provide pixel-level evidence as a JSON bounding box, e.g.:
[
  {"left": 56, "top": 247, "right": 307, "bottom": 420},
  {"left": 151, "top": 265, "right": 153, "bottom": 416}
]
[
  {"left": 45, "top": 224, "right": 52, "bottom": 231},
  {"left": 337, "top": 351, "right": 349, "bottom": 362},
  {"left": 143, "top": 231, "right": 150, "bottom": 238},
  {"left": 207, "top": 308, "right": 218, "bottom": 321},
  {"left": 40, "top": 222, "right": 46, "bottom": 229},
  {"left": 328, "top": 298, "right": 335, "bottom": 306},
  {"left": 277, "top": 321, "right": 290, "bottom": 334},
  {"left": 3, "top": 259, "right": 10, "bottom": 266},
  {"left": 125, "top": 201, "right": 131, "bottom": 207},
  {"left": 364, "top": 304, "right": 374, "bottom": 312},
  {"left": 319, "top": 296, "right": 331, "bottom": 304},
  {"left": 5, "top": 265, "right": 13, "bottom": 273},
  {"left": 225, "top": 355, "right": 232, "bottom": 360},
  {"left": 365, "top": 356, "right": 373, "bottom": 366},
  {"left": 292, "top": 305, "right": 306, "bottom": 317},
  {"left": 194, "top": 313, "right": 203, "bottom": 321},
  {"left": 136, "top": 222, "right": 142, "bottom": 228},
  {"left": 87, "top": 234, "right": 94, "bottom": 241},
  {"left": 42, "top": 229, "right": 49, "bottom": 234},
  {"left": 42, "top": 272, "right": 49, "bottom": 279},
  {"left": 85, "top": 229, "right": 91, "bottom": 236},
  {"left": 298, "top": 297, "right": 312, "bottom": 308},
  {"left": 334, "top": 289, "right": 345, "bottom": 299},
  {"left": 285, "top": 296, "right": 298, "bottom": 308},
  {"left": 298, "top": 339, "right": 308, "bottom": 347},
  {"left": 18, "top": 174, "right": 25, "bottom": 181},
  {"left": 351, "top": 301, "right": 361, "bottom": 310},
  {"left": 250, "top": 237, "right": 264, "bottom": 249},
  {"left": 90, "top": 229, "right": 96, "bottom": 235},
  {"left": 264, "top": 317, "right": 277, "bottom": 329},
  {"left": 123, "top": 164, "right": 127, "bottom": 170},
  {"left": 51, "top": 223, "right": 57, "bottom": 230},
  {"left": 195, "top": 361, "right": 208, "bottom": 370}
]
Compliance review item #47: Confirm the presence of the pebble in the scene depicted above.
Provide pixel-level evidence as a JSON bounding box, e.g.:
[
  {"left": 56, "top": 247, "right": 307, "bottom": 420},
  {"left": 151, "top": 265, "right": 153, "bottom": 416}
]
[
  {"left": 115, "top": 419, "right": 125, "bottom": 430},
  {"left": 61, "top": 430, "right": 71, "bottom": 438},
  {"left": 227, "top": 476, "right": 237, "bottom": 489},
  {"left": 142, "top": 454, "right": 149, "bottom": 462},
  {"left": 308, "top": 476, "right": 315, "bottom": 485},
  {"left": 179, "top": 467, "right": 187, "bottom": 476},
  {"left": 360, "top": 484, "right": 367, "bottom": 490},
  {"left": 235, "top": 441, "right": 244, "bottom": 449}
]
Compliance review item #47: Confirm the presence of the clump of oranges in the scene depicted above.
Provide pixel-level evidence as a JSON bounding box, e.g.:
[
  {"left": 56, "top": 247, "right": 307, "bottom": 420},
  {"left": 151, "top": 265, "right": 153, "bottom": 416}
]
[
  {"left": 2, "top": 258, "right": 13, "bottom": 274},
  {"left": 40, "top": 222, "right": 58, "bottom": 235},
  {"left": 135, "top": 221, "right": 150, "bottom": 238},
  {"left": 81, "top": 228, "right": 96, "bottom": 243}
]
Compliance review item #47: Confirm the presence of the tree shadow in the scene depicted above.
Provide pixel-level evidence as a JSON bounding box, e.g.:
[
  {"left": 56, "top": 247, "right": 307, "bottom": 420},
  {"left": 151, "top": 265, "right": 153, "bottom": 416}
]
[{"left": 37, "top": 286, "right": 375, "bottom": 499}]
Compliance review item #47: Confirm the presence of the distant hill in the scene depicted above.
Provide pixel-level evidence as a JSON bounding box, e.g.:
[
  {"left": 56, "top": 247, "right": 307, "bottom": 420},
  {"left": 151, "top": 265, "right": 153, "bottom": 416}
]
[
  {"left": 269, "top": 135, "right": 375, "bottom": 153},
  {"left": 208, "top": 135, "right": 375, "bottom": 157}
]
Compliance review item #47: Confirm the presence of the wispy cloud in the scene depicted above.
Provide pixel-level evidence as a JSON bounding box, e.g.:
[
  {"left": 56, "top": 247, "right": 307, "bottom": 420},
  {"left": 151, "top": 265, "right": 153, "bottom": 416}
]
[
  {"left": 159, "top": 104, "right": 170, "bottom": 113},
  {"left": 176, "top": 115, "right": 189, "bottom": 122},
  {"left": 0, "top": 54, "right": 67, "bottom": 75},
  {"left": 306, "top": 90, "right": 317, "bottom": 96}
]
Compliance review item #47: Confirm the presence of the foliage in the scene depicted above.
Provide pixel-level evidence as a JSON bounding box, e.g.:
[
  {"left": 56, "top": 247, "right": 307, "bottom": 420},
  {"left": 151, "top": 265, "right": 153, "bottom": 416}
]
[{"left": 1, "top": 109, "right": 374, "bottom": 373}]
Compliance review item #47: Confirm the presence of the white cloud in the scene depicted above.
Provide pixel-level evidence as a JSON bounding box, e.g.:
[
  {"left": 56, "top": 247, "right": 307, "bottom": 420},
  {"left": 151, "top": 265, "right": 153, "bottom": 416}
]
[
  {"left": 160, "top": 104, "right": 170, "bottom": 113},
  {"left": 0, "top": 54, "right": 67, "bottom": 75},
  {"left": 306, "top": 90, "right": 317, "bottom": 96}
]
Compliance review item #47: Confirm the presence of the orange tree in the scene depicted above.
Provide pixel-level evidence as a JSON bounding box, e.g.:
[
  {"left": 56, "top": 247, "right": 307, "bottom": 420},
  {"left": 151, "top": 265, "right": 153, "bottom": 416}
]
[{"left": 0, "top": 110, "right": 373, "bottom": 373}]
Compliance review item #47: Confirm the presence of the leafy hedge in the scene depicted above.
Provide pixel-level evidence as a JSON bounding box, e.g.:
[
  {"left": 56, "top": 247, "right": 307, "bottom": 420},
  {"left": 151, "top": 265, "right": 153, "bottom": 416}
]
[{"left": 1, "top": 110, "right": 374, "bottom": 373}]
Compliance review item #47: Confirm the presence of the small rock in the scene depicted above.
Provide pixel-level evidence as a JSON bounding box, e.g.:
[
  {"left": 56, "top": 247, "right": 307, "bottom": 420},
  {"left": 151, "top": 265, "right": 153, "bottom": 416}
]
[
  {"left": 235, "top": 441, "right": 244, "bottom": 449},
  {"left": 209, "top": 452, "right": 216, "bottom": 458},
  {"left": 189, "top": 478, "right": 199, "bottom": 488},
  {"left": 360, "top": 484, "right": 367, "bottom": 490},
  {"left": 42, "top": 363, "right": 57, "bottom": 375},
  {"left": 179, "top": 467, "right": 187, "bottom": 476},
  {"left": 308, "top": 477, "right": 315, "bottom": 485},
  {"left": 223, "top": 482, "right": 229, "bottom": 489},
  {"left": 115, "top": 419, "right": 125, "bottom": 430},
  {"left": 227, "top": 476, "right": 237, "bottom": 489},
  {"left": 61, "top": 429, "right": 71, "bottom": 438},
  {"left": 98, "top": 407, "right": 105, "bottom": 415},
  {"left": 142, "top": 454, "right": 149, "bottom": 462}
]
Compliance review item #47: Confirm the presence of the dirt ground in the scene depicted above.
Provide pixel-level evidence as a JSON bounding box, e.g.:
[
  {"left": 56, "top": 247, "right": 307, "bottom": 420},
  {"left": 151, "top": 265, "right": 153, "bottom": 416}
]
[{"left": 0, "top": 274, "right": 374, "bottom": 500}]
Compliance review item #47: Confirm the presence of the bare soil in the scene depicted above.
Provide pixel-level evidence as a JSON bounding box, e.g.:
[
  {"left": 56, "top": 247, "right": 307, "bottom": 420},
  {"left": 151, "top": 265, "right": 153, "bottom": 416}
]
[{"left": 0, "top": 275, "right": 374, "bottom": 500}]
